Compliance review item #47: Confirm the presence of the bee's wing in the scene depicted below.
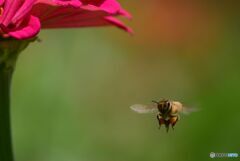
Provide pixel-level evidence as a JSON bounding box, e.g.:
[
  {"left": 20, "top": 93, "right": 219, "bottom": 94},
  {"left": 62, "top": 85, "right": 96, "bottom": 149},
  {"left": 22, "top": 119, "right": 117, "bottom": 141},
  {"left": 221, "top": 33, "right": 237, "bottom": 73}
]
[
  {"left": 182, "top": 106, "right": 200, "bottom": 115},
  {"left": 130, "top": 104, "right": 158, "bottom": 114},
  {"left": 171, "top": 101, "right": 199, "bottom": 115}
]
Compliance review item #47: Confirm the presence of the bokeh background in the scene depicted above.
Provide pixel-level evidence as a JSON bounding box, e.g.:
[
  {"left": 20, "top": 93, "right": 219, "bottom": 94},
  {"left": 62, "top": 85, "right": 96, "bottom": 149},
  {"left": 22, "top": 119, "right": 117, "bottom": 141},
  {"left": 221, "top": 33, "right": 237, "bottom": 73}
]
[{"left": 12, "top": 1, "right": 240, "bottom": 161}]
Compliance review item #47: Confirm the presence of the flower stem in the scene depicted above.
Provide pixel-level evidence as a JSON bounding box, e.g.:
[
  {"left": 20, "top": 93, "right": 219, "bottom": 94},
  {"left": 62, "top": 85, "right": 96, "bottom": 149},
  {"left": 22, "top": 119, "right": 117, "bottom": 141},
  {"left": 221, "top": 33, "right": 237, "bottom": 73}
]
[
  {"left": 0, "top": 63, "right": 14, "bottom": 161},
  {"left": 0, "top": 38, "right": 35, "bottom": 161}
]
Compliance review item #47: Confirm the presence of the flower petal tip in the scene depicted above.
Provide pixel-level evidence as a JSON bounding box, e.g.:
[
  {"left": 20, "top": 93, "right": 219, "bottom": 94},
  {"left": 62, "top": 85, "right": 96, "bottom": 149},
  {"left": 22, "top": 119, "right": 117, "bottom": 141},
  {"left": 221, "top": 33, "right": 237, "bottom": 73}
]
[
  {"left": 119, "top": 9, "right": 132, "bottom": 19},
  {"left": 105, "top": 16, "right": 133, "bottom": 34}
]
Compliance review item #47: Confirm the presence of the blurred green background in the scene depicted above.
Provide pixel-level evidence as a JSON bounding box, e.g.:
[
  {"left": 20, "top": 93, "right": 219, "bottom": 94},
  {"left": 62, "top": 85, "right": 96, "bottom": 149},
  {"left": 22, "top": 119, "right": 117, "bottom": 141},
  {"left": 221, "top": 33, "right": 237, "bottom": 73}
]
[{"left": 11, "top": 1, "right": 240, "bottom": 161}]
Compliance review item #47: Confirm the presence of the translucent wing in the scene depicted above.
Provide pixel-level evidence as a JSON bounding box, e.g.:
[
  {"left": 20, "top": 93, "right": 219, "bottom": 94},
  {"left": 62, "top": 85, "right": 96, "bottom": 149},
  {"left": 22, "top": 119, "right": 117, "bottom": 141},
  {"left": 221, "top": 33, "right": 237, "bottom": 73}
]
[
  {"left": 171, "top": 101, "right": 199, "bottom": 115},
  {"left": 182, "top": 106, "right": 200, "bottom": 115},
  {"left": 130, "top": 104, "right": 158, "bottom": 114}
]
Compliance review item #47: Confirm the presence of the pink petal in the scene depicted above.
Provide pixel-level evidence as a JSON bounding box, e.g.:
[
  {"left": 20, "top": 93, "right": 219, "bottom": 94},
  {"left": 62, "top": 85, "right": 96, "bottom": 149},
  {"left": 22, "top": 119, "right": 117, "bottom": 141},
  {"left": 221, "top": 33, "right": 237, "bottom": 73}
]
[
  {"left": 36, "top": 0, "right": 82, "bottom": 7},
  {"left": 8, "top": 16, "right": 41, "bottom": 40},
  {"left": 118, "top": 8, "right": 132, "bottom": 19},
  {"left": 97, "top": 0, "right": 124, "bottom": 14},
  {"left": 0, "top": 0, "right": 4, "bottom": 6},
  {"left": 105, "top": 16, "right": 132, "bottom": 33},
  {"left": 12, "top": 0, "right": 37, "bottom": 24},
  {"left": 0, "top": 0, "right": 24, "bottom": 26},
  {"left": 81, "top": 0, "right": 131, "bottom": 17},
  {"left": 39, "top": 12, "right": 132, "bottom": 33},
  {"left": 39, "top": 6, "right": 109, "bottom": 28},
  {"left": 52, "top": 0, "right": 82, "bottom": 7},
  {"left": 31, "top": 1, "right": 131, "bottom": 32}
]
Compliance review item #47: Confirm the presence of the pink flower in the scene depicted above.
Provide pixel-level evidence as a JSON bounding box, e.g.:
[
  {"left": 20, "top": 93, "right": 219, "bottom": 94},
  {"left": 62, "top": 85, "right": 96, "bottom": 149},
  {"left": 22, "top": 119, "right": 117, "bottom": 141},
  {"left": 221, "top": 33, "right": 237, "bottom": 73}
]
[{"left": 0, "top": 0, "right": 131, "bottom": 40}]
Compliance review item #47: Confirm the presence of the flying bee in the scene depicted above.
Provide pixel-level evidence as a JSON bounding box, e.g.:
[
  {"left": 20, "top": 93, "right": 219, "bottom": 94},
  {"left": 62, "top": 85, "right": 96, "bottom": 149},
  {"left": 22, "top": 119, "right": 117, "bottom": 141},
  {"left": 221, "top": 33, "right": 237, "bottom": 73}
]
[{"left": 130, "top": 99, "right": 198, "bottom": 132}]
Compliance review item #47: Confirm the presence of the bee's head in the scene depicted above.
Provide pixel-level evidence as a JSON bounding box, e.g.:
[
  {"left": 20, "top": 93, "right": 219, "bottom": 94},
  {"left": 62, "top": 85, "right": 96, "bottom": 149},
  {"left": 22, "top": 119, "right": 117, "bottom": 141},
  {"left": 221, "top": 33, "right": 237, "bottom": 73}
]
[{"left": 152, "top": 99, "right": 171, "bottom": 114}]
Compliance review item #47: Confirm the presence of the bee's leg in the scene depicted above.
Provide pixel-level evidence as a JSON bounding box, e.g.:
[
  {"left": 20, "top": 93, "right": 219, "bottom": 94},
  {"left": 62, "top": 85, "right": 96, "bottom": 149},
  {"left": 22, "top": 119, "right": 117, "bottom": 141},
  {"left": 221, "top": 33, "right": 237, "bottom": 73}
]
[
  {"left": 157, "top": 114, "right": 164, "bottom": 129},
  {"left": 165, "top": 120, "right": 170, "bottom": 132},
  {"left": 156, "top": 114, "right": 161, "bottom": 129},
  {"left": 169, "top": 115, "right": 179, "bottom": 130}
]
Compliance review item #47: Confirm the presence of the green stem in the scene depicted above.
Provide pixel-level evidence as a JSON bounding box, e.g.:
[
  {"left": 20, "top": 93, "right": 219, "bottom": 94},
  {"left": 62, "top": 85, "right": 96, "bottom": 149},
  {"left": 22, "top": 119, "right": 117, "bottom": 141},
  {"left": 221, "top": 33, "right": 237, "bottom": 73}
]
[
  {"left": 0, "top": 63, "right": 14, "bottom": 161},
  {"left": 0, "top": 38, "right": 35, "bottom": 161}
]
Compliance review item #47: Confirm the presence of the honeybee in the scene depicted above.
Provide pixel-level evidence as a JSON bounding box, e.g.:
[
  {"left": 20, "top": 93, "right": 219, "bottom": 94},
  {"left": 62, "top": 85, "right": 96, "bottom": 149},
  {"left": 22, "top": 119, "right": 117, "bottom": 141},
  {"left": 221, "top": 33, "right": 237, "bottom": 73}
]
[{"left": 130, "top": 99, "right": 197, "bottom": 132}]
